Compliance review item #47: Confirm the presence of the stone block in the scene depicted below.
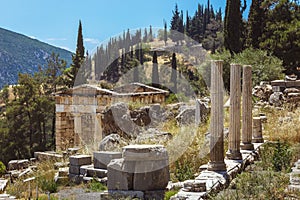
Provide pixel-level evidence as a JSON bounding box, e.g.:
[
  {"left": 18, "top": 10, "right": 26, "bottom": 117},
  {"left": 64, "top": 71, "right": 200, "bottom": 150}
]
[
  {"left": 79, "top": 165, "right": 93, "bottom": 175},
  {"left": 58, "top": 167, "right": 69, "bottom": 177},
  {"left": 144, "top": 190, "right": 165, "bottom": 200},
  {"left": 107, "top": 158, "right": 133, "bottom": 190},
  {"left": 34, "top": 152, "right": 63, "bottom": 161},
  {"left": 69, "top": 155, "right": 92, "bottom": 166},
  {"left": 183, "top": 180, "right": 206, "bottom": 192},
  {"left": 68, "top": 174, "right": 83, "bottom": 184},
  {"left": 122, "top": 144, "right": 168, "bottom": 163},
  {"left": 86, "top": 168, "right": 108, "bottom": 178},
  {"left": 132, "top": 162, "right": 170, "bottom": 191},
  {"left": 0, "top": 179, "right": 8, "bottom": 192},
  {"left": 122, "top": 145, "right": 170, "bottom": 191},
  {"left": 69, "top": 165, "right": 80, "bottom": 175},
  {"left": 93, "top": 151, "right": 122, "bottom": 169},
  {"left": 108, "top": 190, "right": 144, "bottom": 199},
  {"left": 8, "top": 159, "right": 29, "bottom": 171}
]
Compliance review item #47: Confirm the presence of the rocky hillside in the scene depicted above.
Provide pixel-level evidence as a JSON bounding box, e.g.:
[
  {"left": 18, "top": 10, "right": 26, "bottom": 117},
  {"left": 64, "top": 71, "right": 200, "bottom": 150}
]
[{"left": 0, "top": 27, "right": 72, "bottom": 88}]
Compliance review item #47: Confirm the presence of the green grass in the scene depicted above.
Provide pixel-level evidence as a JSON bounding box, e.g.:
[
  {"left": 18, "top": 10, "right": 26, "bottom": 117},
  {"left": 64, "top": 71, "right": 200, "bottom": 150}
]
[{"left": 86, "top": 179, "right": 107, "bottom": 192}]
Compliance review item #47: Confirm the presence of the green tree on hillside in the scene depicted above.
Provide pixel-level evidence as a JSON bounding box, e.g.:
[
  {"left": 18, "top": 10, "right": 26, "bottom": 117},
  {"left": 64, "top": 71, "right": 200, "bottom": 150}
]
[
  {"left": 149, "top": 25, "right": 154, "bottom": 42},
  {"left": 170, "top": 4, "right": 183, "bottom": 45},
  {"left": 247, "top": 0, "right": 265, "bottom": 48},
  {"left": 164, "top": 20, "right": 168, "bottom": 45},
  {"left": 259, "top": 0, "right": 300, "bottom": 74},
  {"left": 64, "top": 20, "right": 85, "bottom": 87},
  {"left": 152, "top": 51, "right": 159, "bottom": 87},
  {"left": 224, "top": 0, "right": 243, "bottom": 54},
  {"left": 171, "top": 53, "right": 177, "bottom": 93}
]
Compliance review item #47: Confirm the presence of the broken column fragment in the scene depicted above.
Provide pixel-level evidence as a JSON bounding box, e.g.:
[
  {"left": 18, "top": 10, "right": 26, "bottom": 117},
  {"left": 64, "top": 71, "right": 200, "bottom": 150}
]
[{"left": 107, "top": 144, "right": 169, "bottom": 192}]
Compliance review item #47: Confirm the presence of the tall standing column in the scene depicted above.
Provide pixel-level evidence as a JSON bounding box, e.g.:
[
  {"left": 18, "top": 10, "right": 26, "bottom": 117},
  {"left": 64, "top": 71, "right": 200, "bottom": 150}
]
[
  {"left": 207, "top": 60, "right": 227, "bottom": 171},
  {"left": 226, "top": 64, "right": 242, "bottom": 160},
  {"left": 241, "top": 65, "right": 254, "bottom": 150}
]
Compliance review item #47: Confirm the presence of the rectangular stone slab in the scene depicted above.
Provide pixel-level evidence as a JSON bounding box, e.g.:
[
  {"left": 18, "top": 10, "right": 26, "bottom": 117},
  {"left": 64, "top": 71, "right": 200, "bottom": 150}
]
[
  {"left": 69, "top": 155, "right": 92, "bottom": 166},
  {"left": 93, "top": 151, "right": 122, "bottom": 169}
]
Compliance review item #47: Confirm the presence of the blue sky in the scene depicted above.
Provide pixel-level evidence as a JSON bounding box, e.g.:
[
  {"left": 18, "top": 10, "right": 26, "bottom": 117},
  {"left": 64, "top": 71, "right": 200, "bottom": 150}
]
[{"left": 0, "top": 0, "right": 250, "bottom": 53}]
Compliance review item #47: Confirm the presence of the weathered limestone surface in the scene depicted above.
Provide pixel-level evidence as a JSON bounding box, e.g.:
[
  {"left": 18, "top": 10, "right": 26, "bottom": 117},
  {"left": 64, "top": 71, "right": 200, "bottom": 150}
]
[
  {"left": 107, "top": 145, "right": 170, "bottom": 192},
  {"left": 93, "top": 151, "right": 122, "bottom": 169},
  {"left": 241, "top": 65, "right": 254, "bottom": 150},
  {"left": 8, "top": 159, "right": 30, "bottom": 171},
  {"left": 69, "top": 155, "right": 92, "bottom": 183},
  {"left": 207, "top": 60, "right": 226, "bottom": 171},
  {"left": 69, "top": 155, "right": 92, "bottom": 166},
  {"left": 252, "top": 117, "right": 264, "bottom": 143},
  {"left": 226, "top": 64, "right": 242, "bottom": 160},
  {"left": 34, "top": 152, "right": 63, "bottom": 162},
  {"left": 107, "top": 158, "right": 133, "bottom": 190}
]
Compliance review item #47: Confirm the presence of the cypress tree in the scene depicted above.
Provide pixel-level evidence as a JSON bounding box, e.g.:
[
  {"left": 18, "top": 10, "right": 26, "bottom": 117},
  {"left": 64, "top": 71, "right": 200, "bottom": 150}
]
[
  {"left": 76, "top": 20, "right": 85, "bottom": 59},
  {"left": 171, "top": 53, "right": 177, "bottom": 93},
  {"left": 164, "top": 20, "right": 168, "bottom": 45},
  {"left": 185, "top": 11, "right": 190, "bottom": 36},
  {"left": 224, "top": 0, "right": 243, "bottom": 54},
  {"left": 248, "top": 0, "right": 264, "bottom": 48},
  {"left": 143, "top": 28, "right": 148, "bottom": 43},
  {"left": 149, "top": 25, "right": 154, "bottom": 42},
  {"left": 64, "top": 20, "right": 85, "bottom": 87},
  {"left": 152, "top": 51, "right": 159, "bottom": 86}
]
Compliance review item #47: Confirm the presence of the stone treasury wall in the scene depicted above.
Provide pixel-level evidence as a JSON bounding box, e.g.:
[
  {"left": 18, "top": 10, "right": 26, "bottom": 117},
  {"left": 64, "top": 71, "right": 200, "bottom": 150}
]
[{"left": 55, "top": 83, "right": 169, "bottom": 151}]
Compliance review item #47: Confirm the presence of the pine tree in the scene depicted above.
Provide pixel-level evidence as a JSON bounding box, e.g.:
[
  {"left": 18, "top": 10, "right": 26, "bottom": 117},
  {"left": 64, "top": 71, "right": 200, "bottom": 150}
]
[
  {"left": 64, "top": 20, "right": 85, "bottom": 87},
  {"left": 170, "top": 4, "right": 181, "bottom": 44},
  {"left": 152, "top": 51, "right": 159, "bottom": 86},
  {"left": 224, "top": 0, "right": 243, "bottom": 54},
  {"left": 171, "top": 53, "right": 177, "bottom": 93},
  {"left": 164, "top": 20, "right": 168, "bottom": 45},
  {"left": 248, "top": 0, "right": 264, "bottom": 48}
]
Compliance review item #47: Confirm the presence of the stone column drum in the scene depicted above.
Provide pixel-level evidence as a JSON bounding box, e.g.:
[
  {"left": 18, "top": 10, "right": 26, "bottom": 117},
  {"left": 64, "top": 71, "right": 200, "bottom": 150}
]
[
  {"left": 241, "top": 65, "right": 254, "bottom": 150},
  {"left": 107, "top": 144, "right": 170, "bottom": 191},
  {"left": 207, "top": 60, "right": 227, "bottom": 171},
  {"left": 226, "top": 64, "right": 242, "bottom": 160},
  {"left": 252, "top": 117, "right": 264, "bottom": 143}
]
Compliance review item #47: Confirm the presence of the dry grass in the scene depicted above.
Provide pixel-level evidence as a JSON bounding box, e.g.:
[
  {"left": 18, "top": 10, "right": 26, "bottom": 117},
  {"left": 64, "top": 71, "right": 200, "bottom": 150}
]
[
  {"left": 259, "top": 105, "right": 300, "bottom": 143},
  {"left": 158, "top": 117, "right": 210, "bottom": 181}
]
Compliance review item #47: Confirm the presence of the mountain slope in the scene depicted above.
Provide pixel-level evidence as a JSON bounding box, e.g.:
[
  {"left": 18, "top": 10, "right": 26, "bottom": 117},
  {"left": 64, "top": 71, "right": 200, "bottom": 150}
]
[{"left": 0, "top": 27, "right": 73, "bottom": 88}]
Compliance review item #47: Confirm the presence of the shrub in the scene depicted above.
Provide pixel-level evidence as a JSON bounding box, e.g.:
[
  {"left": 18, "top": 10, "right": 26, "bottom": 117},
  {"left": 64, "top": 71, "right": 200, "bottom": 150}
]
[
  {"left": 232, "top": 48, "right": 284, "bottom": 86},
  {"left": 37, "top": 178, "right": 57, "bottom": 193},
  {"left": 87, "top": 178, "right": 107, "bottom": 192},
  {"left": 0, "top": 161, "right": 6, "bottom": 175},
  {"left": 164, "top": 189, "right": 179, "bottom": 200},
  {"left": 209, "top": 48, "right": 284, "bottom": 90},
  {"left": 173, "top": 160, "right": 194, "bottom": 182}
]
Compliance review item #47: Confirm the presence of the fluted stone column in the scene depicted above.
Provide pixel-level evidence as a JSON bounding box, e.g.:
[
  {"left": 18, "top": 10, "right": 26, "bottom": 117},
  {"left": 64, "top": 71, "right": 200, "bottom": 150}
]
[
  {"left": 226, "top": 64, "right": 242, "bottom": 160},
  {"left": 241, "top": 65, "right": 254, "bottom": 150},
  {"left": 252, "top": 117, "right": 264, "bottom": 143},
  {"left": 207, "top": 60, "right": 227, "bottom": 171}
]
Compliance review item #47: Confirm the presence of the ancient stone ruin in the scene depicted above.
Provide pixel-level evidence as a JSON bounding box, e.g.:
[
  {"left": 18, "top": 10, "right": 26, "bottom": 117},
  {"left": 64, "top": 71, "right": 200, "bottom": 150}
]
[{"left": 54, "top": 82, "right": 169, "bottom": 151}]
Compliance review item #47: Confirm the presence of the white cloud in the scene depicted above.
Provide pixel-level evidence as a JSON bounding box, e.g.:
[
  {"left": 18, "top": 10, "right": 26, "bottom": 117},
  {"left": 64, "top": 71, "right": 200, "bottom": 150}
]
[{"left": 84, "top": 38, "right": 100, "bottom": 45}]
